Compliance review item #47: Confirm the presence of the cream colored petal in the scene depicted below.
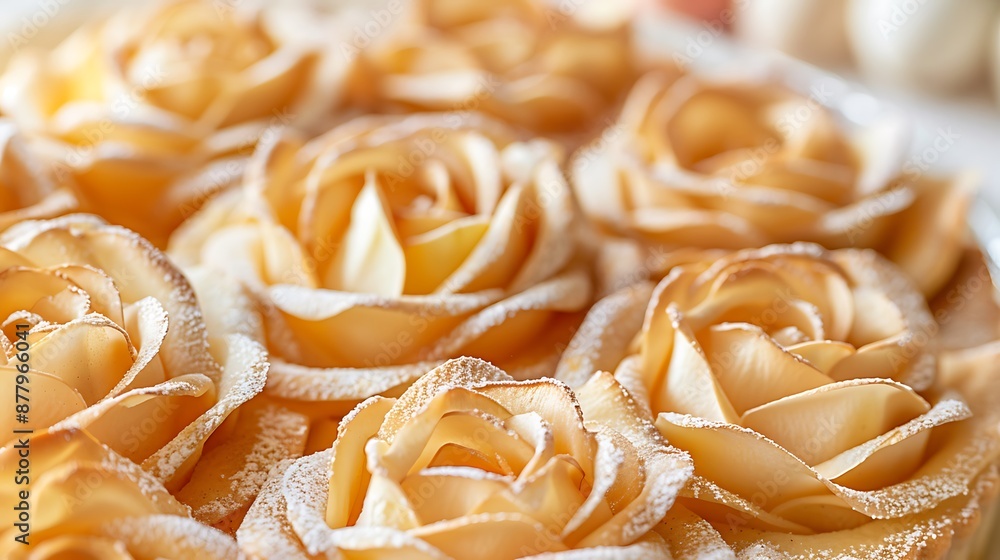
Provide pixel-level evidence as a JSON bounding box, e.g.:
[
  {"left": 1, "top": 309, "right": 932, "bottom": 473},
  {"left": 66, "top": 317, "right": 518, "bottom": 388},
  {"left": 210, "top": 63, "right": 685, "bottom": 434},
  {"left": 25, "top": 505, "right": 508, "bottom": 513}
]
[
  {"left": 28, "top": 313, "right": 136, "bottom": 405},
  {"left": 569, "top": 134, "right": 630, "bottom": 229},
  {"left": 267, "top": 282, "right": 502, "bottom": 322},
  {"left": 290, "top": 448, "right": 446, "bottom": 559},
  {"left": 0, "top": 190, "right": 77, "bottom": 234},
  {"left": 458, "top": 131, "right": 504, "bottom": 215},
  {"left": 845, "top": 286, "right": 906, "bottom": 347},
  {"left": 8, "top": 535, "right": 133, "bottom": 560},
  {"left": 325, "top": 172, "right": 405, "bottom": 296},
  {"left": 694, "top": 244, "right": 856, "bottom": 342},
  {"left": 182, "top": 265, "right": 266, "bottom": 363},
  {"left": 679, "top": 475, "right": 815, "bottom": 534},
  {"left": 0, "top": 428, "right": 189, "bottom": 533},
  {"left": 265, "top": 358, "right": 443, "bottom": 404},
  {"left": 380, "top": 70, "right": 493, "bottom": 106},
  {"left": 404, "top": 215, "right": 491, "bottom": 294},
  {"left": 825, "top": 332, "right": 934, "bottom": 389},
  {"left": 497, "top": 76, "right": 607, "bottom": 132},
  {"left": 698, "top": 324, "right": 832, "bottom": 414},
  {"left": 557, "top": 430, "right": 624, "bottom": 543},
  {"left": 650, "top": 307, "right": 739, "bottom": 423},
  {"left": 373, "top": 389, "right": 515, "bottom": 481},
  {"left": 611, "top": 356, "right": 654, "bottom": 419},
  {"left": 577, "top": 446, "right": 691, "bottom": 549},
  {"left": 785, "top": 340, "right": 855, "bottom": 375},
  {"left": 885, "top": 173, "right": 975, "bottom": 297},
  {"left": 52, "top": 264, "right": 126, "bottom": 326},
  {"left": 408, "top": 410, "right": 535, "bottom": 477},
  {"left": 403, "top": 468, "right": 512, "bottom": 524},
  {"left": 207, "top": 49, "right": 318, "bottom": 129},
  {"left": 50, "top": 373, "right": 213, "bottom": 462},
  {"left": 816, "top": 187, "right": 915, "bottom": 248},
  {"left": 162, "top": 152, "right": 248, "bottom": 220},
  {"left": 524, "top": 533, "right": 673, "bottom": 559},
  {"left": 0, "top": 368, "right": 86, "bottom": 433},
  {"left": 734, "top": 159, "right": 854, "bottom": 205},
  {"left": 813, "top": 397, "right": 970, "bottom": 489},
  {"left": 355, "top": 470, "right": 422, "bottom": 530},
  {"left": 107, "top": 297, "right": 170, "bottom": 397},
  {"left": 0, "top": 267, "right": 90, "bottom": 324},
  {"left": 929, "top": 250, "right": 1000, "bottom": 350},
  {"left": 97, "top": 515, "right": 243, "bottom": 560},
  {"left": 766, "top": 494, "right": 876, "bottom": 533},
  {"left": 656, "top": 413, "right": 830, "bottom": 513},
  {"left": 639, "top": 269, "right": 689, "bottom": 391},
  {"left": 697, "top": 187, "right": 832, "bottom": 242},
  {"left": 168, "top": 188, "right": 248, "bottom": 268},
  {"left": 326, "top": 398, "right": 396, "bottom": 529},
  {"left": 411, "top": 512, "right": 566, "bottom": 558},
  {"left": 476, "top": 381, "right": 596, "bottom": 471},
  {"left": 740, "top": 379, "right": 931, "bottom": 466},
  {"left": 505, "top": 157, "right": 575, "bottom": 294},
  {"left": 423, "top": 268, "right": 591, "bottom": 364},
  {"left": 1, "top": 215, "right": 221, "bottom": 378},
  {"left": 833, "top": 248, "right": 936, "bottom": 379},
  {"left": 719, "top": 471, "right": 999, "bottom": 560},
  {"left": 575, "top": 372, "right": 694, "bottom": 544},
  {"left": 143, "top": 334, "right": 268, "bottom": 486},
  {"left": 436, "top": 184, "right": 532, "bottom": 294},
  {"left": 629, "top": 207, "right": 766, "bottom": 250},
  {"left": 375, "top": 357, "right": 508, "bottom": 434},
  {"left": 197, "top": 222, "right": 315, "bottom": 292}
]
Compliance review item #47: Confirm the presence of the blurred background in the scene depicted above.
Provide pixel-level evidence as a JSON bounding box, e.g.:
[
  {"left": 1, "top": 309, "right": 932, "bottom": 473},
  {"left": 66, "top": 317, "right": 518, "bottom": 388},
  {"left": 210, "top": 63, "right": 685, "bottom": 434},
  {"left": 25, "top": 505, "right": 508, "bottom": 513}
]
[
  {"left": 662, "top": 0, "right": 1000, "bottom": 208},
  {"left": 1, "top": 0, "right": 999, "bottom": 205}
]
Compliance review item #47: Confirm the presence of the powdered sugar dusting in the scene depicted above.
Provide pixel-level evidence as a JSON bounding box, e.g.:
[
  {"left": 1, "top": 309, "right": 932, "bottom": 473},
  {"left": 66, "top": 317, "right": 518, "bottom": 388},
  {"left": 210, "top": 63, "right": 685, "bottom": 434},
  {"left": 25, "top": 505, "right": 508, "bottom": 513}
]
[
  {"left": 236, "top": 459, "right": 313, "bottom": 560},
  {"left": 143, "top": 334, "right": 268, "bottom": 483},
  {"left": 185, "top": 404, "right": 309, "bottom": 528},
  {"left": 101, "top": 514, "right": 242, "bottom": 559}
]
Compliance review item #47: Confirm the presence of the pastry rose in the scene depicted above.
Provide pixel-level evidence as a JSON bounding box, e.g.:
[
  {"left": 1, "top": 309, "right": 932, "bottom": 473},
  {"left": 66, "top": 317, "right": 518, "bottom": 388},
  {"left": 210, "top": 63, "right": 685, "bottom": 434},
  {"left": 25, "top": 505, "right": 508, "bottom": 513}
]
[
  {"left": 0, "top": 0, "right": 331, "bottom": 247},
  {"left": 237, "top": 357, "right": 693, "bottom": 560},
  {"left": 0, "top": 120, "right": 77, "bottom": 231},
  {"left": 0, "top": 214, "right": 278, "bottom": 528},
  {"left": 348, "top": 0, "right": 638, "bottom": 136},
  {"left": 0, "top": 428, "right": 242, "bottom": 560},
  {"left": 169, "top": 113, "right": 591, "bottom": 439},
  {"left": 558, "top": 244, "right": 1000, "bottom": 558},
  {"left": 574, "top": 72, "right": 973, "bottom": 296}
]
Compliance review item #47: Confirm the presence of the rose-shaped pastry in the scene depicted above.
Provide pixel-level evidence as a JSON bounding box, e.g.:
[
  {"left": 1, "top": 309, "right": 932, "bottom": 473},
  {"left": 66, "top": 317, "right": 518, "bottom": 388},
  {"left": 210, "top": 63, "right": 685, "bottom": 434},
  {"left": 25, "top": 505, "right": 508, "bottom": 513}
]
[
  {"left": 574, "top": 72, "right": 974, "bottom": 296},
  {"left": 0, "top": 214, "right": 287, "bottom": 529},
  {"left": 558, "top": 244, "right": 1000, "bottom": 558},
  {"left": 0, "top": 120, "right": 77, "bottom": 231},
  {"left": 237, "top": 357, "right": 693, "bottom": 559},
  {"left": 0, "top": 428, "right": 241, "bottom": 560},
  {"left": 169, "top": 112, "right": 591, "bottom": 442},
  {"left": 0, "top": 0, "right": 334, "bottom": 247},
  {"left": 348, "top": 0, "right": 639, "bottom": 137}
]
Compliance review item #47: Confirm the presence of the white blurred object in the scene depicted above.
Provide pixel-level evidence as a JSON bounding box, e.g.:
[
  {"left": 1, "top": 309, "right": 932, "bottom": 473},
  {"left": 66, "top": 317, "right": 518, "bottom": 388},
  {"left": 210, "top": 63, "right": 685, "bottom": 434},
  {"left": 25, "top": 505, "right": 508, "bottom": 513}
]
[
  {"left": 0, "top": 0, "right": 123, "bottom": 66},
  {"left": 994, "top": 17, "right": 1000, "bottom": 107},
  {"left": 847, "top": 0, "right": 999, "bottom": 93},
  {"left": 734, "top": 0, "right": 851, "bottom": 66}
]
